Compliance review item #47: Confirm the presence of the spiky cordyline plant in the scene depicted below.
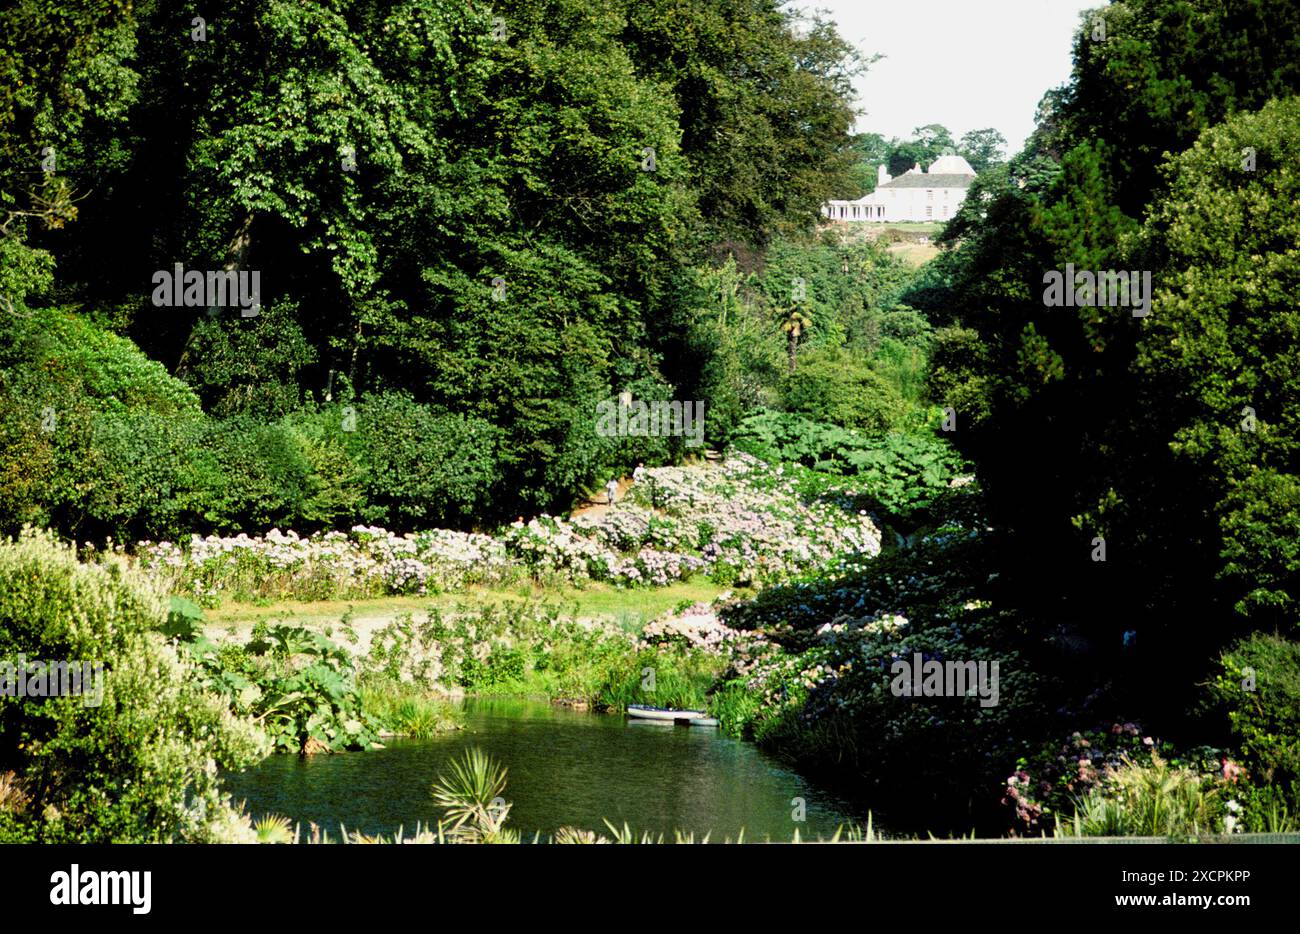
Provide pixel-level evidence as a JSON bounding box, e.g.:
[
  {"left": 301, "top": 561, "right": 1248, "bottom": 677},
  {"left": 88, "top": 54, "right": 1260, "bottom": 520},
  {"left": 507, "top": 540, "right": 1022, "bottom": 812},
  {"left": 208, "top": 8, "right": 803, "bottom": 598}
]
[{"left": 431, "top": 748, "right": 518, "bottom": 843}]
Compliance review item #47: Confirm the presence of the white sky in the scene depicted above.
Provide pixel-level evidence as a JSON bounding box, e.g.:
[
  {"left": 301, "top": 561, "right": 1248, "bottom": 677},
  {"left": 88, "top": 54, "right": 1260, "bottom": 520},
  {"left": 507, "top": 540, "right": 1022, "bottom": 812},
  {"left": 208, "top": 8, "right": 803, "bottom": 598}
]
[{"left": 800, "top": 0, "right": 1105, "bottom": 153}]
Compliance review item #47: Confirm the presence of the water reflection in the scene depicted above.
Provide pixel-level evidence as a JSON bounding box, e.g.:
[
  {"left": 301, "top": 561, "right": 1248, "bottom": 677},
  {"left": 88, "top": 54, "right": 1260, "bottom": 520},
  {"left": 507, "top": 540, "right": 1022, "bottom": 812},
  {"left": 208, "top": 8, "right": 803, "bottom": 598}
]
[{"left": 223, "top": 697, "right": 863, "bottom": 841}]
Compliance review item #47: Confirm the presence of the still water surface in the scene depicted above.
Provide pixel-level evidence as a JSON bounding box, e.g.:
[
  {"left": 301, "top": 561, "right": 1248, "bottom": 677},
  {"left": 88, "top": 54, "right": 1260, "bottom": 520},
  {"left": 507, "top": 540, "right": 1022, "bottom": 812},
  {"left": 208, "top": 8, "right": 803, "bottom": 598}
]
[{"left": 224, "top": 697, "right": 862, "bottom": 840}]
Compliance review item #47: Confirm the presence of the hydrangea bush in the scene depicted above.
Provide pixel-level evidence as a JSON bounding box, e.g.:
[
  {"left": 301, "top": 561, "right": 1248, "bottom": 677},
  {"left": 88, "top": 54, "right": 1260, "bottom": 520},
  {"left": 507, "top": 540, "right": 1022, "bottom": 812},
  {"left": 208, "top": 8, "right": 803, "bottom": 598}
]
[
  {"left": 136, "top": 453, "right": 883, "bottom": 606},
  {"left": 705, "top": 489, "right": 1054, "bottom": 834},
  {"left": 1002, "top": 724, "right": 1233, "bottom": 837}
]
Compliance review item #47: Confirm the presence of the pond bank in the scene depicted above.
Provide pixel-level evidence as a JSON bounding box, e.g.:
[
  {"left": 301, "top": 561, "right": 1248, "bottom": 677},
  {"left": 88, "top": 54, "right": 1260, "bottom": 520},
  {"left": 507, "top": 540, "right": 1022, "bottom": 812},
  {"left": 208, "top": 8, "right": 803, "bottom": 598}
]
[{"left": 223, "top": 697, "right": 868, "bottom": 841}]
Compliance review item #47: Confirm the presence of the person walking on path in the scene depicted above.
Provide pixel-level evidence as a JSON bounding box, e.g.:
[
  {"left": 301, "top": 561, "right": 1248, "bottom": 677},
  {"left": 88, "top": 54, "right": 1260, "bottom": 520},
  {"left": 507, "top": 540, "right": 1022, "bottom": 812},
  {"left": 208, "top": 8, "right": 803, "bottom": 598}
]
[
  {"left": 632, "top": 462, "right": 646, "bottom": 485},
  {"left": 605, "top": 477, "right": 619, "bottom": 506}
]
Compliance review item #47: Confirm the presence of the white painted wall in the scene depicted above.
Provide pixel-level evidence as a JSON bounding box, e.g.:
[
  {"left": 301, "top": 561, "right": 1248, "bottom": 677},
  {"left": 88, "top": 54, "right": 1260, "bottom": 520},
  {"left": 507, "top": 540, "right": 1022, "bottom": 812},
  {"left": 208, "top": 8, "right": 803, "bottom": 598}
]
[{"left": 822, "top": 185, "right": 966, "bottom": 223}]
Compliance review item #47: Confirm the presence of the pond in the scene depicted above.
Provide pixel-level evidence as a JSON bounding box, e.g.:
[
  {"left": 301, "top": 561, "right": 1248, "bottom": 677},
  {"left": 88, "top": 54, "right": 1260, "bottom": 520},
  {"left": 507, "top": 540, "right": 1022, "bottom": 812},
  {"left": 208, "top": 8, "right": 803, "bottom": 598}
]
[{"left": 223, "top": 697, "right": 865, "bottom": 841}]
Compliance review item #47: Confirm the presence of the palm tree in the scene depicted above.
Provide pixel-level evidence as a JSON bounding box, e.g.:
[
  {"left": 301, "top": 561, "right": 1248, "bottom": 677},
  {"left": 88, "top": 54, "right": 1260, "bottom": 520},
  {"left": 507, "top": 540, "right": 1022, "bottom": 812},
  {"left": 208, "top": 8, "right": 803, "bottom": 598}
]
[{"left": 779, "top": 304, "right": 813, "bottom": 373}]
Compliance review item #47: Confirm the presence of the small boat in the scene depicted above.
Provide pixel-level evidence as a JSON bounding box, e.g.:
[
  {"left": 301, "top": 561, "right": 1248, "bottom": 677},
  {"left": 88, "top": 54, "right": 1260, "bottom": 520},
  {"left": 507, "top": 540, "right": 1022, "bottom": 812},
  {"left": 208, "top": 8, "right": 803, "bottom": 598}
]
[{"left": 626, "top": 705, "right": 710, "bottom": 723}]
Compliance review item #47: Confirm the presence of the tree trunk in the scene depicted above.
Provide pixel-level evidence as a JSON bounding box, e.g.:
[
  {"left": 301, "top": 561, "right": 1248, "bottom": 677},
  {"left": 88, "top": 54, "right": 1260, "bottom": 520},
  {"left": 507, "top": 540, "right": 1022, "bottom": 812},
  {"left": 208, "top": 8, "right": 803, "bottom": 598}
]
[{"left": 175, "top": 212, "right": 253, "bottom": 377}]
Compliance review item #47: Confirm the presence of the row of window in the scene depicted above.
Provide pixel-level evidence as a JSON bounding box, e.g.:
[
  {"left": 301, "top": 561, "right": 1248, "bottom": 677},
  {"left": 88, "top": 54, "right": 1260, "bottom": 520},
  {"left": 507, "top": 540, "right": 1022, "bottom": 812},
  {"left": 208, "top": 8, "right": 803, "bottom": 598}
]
[{"left": 823, "top": 203, "right": 950, "bottom": 219}]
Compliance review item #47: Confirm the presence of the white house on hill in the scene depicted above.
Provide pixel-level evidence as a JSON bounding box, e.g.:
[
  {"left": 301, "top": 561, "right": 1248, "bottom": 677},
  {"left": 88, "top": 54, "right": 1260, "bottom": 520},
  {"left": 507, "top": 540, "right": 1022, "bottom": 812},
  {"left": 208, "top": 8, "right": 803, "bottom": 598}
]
[{"left": 822, "top": 154, "right": 977, "bottom": 223}]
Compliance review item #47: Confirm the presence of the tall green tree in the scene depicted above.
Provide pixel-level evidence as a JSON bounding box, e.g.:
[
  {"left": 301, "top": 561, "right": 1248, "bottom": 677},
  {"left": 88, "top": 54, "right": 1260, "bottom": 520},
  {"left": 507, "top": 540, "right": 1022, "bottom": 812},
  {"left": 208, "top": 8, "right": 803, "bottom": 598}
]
[
  {"left": 619, "top": 0, "right": 867, "bottom": 245},
  {"left": 1133, "top": 97, "right": 1300, "bottom": 631},
  {"left": 958, "top": 127, "right": 1007, "bottom": 173},
  {"left": 925, "top": 0, "right": 1300, "bottom": 710}
]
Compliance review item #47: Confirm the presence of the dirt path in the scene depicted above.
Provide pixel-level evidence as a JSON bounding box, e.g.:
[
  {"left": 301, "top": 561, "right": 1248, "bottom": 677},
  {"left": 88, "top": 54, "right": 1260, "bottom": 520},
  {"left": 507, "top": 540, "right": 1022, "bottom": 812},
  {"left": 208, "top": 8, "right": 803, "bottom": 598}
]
[
  {"left": 570, "top": 477, "right": 635, "bottom": 521},
  {"left": 570, "top": 454, "right": 722, "bottom": 520}
]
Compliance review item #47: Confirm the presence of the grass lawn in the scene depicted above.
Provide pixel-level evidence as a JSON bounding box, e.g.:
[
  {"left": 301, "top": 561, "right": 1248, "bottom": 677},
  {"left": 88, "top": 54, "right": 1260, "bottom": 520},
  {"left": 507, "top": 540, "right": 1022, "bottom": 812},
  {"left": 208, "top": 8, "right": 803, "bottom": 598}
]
[
  {"left": 879, "top": 221, "right": 947, "bottom": 236},
  {"left": 887, "top": 240, "right": 940, "bottom": 267},
  {"left": 203, "top": 578, "right": 735, "bottom": 631}
]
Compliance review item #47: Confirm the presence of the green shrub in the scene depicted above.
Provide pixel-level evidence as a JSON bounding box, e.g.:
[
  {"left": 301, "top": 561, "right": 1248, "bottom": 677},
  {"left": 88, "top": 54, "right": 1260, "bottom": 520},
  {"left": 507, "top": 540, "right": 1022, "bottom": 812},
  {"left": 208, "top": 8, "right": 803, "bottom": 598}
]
[
  {"left": 201, "top": 415, "right": 320, "bottom": 530},
  {"left": 1208, "top": 632, "right": 1300, "bottom": 786},
  {"left": 0, "top": 529, "right": 267, "bottom": 842},
  {"left": 782, "top": 348, "right": 909, "bottom": 433},
  {"left": 277, "top": 408, "right": 365, "bottom": 528},
  {"left": 80, "top": 410, "right": 210, "bottom": 541},
  {"left": 871, "top": 336, "right": 929, "bottom": 406},
  {"left": 0, "top": 313, "right": 507, "bottom": 539},
  {"left": 346, "top": 392, "right": 503, "bottom": 529},
  {"left": 877, "top": 306, "right": 932, "bottom": 347},
  {"left": 0, "top": 371, "right": 63, "bottom": 531},
  {"left": 181, "top": 299, "right": 316, "bottom": 418},
  {"left": 486, "top": 645, "right": 527, "bottom": 686},
  {"left": 0, "top": 308, "right": 206, "bottom": 539},
  {"left": 925, "top": 326, "right": 992, "bottom": 427},
  {"left": 14, "top": 307, "right": 202, "bottom": 417}
]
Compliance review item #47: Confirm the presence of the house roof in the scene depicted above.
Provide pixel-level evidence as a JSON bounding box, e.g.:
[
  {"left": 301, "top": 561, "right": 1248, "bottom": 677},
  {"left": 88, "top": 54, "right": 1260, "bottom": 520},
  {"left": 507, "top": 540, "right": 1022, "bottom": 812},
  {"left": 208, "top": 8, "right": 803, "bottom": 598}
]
[
  {"left": 879, "top": 173, "right": 975, "bottom": 189},
  {"left": 927, "top": 154, "right": 977, "bottom": 175}
]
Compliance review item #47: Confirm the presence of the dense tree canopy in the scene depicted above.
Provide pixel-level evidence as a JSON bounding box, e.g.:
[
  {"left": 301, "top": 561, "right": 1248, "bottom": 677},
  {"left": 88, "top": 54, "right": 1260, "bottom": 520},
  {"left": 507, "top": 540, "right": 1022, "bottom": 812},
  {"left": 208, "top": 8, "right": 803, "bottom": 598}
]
[
  {"left": 924, "top": 0, "right": 1300, "bottom": 713},
  {"left": 5, "top": 0, "right": 1300, "bottom": 847},
  {"left": 0, "top": 0, "right": 869, "bottom": 522}
]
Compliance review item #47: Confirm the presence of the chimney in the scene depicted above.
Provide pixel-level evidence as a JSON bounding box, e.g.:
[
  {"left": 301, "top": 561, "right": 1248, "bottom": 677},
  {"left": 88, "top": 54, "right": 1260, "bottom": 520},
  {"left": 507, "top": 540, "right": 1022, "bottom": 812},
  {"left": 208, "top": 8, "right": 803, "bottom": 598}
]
[{"left": 877, "top": 164, "right": 890, "bottom": 185}]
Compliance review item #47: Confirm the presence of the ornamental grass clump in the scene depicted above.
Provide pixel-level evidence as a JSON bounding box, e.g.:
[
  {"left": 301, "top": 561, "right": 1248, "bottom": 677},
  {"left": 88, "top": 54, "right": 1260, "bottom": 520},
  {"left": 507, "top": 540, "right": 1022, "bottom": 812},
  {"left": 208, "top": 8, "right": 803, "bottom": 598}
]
[{"left": 1063, "top": 754, "right": 1222, "bottom": 838}]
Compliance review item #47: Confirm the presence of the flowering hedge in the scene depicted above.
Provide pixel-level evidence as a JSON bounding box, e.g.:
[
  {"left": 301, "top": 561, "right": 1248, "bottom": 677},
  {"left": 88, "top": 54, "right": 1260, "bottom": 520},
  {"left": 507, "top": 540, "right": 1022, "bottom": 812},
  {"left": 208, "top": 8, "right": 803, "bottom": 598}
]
[
  {"left": 139, "top": 526, "right": 514, "bottom": 606},
  {"left": 641, "top": 603, "right": 745, "bottom": 653},
  {"left": 136, "top": 453, "right": 882, "bottom": 606}
]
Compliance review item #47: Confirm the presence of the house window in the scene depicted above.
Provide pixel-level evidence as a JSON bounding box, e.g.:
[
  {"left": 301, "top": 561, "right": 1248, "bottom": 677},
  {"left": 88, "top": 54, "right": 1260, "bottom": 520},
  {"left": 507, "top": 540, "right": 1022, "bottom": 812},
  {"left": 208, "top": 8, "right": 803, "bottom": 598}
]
[
  {"left": 927, "top": 190, "right": 933, "bottom": 201},
  {"left": 926, "top": 205, "right": 933, "bottom": 218}
]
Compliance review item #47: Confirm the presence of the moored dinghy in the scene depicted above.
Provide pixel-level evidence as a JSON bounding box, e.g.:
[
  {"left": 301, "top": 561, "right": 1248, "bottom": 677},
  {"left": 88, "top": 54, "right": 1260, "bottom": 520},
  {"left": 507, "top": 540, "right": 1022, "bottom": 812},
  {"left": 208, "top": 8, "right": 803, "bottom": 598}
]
[{"left": 626, "top": 704, "right": 715, "bottom": 725}]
